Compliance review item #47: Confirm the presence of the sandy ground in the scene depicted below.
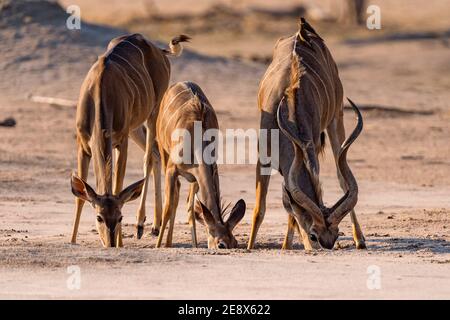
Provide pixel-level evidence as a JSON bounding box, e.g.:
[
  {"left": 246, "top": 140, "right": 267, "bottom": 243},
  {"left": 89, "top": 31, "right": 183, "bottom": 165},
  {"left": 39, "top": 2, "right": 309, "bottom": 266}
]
[{"left": 0, "top": 0, "right": 449, "bottom": 299}]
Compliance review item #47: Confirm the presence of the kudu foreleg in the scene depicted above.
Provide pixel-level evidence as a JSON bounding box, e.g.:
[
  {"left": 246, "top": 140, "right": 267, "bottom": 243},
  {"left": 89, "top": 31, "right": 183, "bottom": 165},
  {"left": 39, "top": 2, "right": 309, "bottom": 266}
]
[
  {"left": 113, "top": 139, "right": 128, "bottom": 194},
  {"left": 248, "top": 160, "right": 271, "bottom": 249},
  {"left": 151, "top": 146, "right": 162, "bottom": 236},
  {"left": 113, "top": 139, "right": 128, "bottom": 247},
  {"left": 327, "top": 119, "right": 366, "bottom": 249},
  {"left": 187, "top": 182, "right": 199, "bottom": 248},
  {"left": 156, "top": 166, "right": 178, "bottom": 248},
  {"left": 130, "top": 126, "right": 162, "bottom": 237},
  {"left": 165, "top": 178, "right": 180, "bottom": 247},
  {"left": 135, "top": 122, "right": 157, "bottom": 239},
  {"left": 282, "top": 215, "right": 296, "bottom": 250},
  {"left": 281, "top": 189, "right": 315, "bottom": 250},
  {"left": 281, "top": 188, "right": 295, "bottom": 249},
  {"left": 71, "top": 145, "right": 91, "bottom": 244}
]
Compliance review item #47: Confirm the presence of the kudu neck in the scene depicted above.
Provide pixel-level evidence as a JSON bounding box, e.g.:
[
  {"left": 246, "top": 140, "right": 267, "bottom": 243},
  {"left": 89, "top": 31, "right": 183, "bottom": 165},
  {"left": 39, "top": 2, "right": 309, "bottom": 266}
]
[
  {"left": 196, "top": 163, "right": 222, "bottom": 221},
  {"left": 92, "top": 124, "right": 113, "bottom": 195}
]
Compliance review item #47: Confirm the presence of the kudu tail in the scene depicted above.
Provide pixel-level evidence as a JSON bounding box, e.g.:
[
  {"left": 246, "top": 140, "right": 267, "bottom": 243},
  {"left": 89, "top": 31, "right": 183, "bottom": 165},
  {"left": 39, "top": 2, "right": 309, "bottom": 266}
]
[{"left": 163, "top": 35, "right": 191, "bottom": 57}]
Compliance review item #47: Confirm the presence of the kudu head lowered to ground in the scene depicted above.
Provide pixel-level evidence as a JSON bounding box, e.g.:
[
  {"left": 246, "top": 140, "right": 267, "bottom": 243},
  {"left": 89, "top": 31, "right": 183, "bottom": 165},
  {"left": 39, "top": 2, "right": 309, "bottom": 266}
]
[
  {"left": 195, "top": 195, "right": 246, "bottom": 249},
  {"left": 156, "top": 81, "right": 246, "bottom": 249},
  {"left": 277, "top": 98, "right": 363, "bottom": 249},
  {"left": 71, "top": 175, "right": 145, "bottom": 247}
]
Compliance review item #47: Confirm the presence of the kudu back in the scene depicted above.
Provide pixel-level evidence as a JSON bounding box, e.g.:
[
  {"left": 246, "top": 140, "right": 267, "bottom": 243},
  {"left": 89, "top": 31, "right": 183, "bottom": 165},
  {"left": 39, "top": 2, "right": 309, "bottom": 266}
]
[
  {"left": 248, "top": 18, "right": 366, "bottom": 250},
  {"left": 156, "top": 81, "right": 246, "bottom": 249},
  {"left": 70, "top": 33, "right": 189, "bottom": 247}
]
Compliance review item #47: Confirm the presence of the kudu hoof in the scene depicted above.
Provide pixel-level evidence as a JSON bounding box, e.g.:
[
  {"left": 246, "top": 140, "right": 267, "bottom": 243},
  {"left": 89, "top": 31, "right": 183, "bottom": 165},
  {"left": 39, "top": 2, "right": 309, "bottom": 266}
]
[
  {"left": 355, "top": 240, "right": 367, "bottom": 249},
  {"left": 136, "top": 225, "right": 144, "bottom": 239},
  {"left": 150, "top": 227, "right": 160, "bottom": 237}
]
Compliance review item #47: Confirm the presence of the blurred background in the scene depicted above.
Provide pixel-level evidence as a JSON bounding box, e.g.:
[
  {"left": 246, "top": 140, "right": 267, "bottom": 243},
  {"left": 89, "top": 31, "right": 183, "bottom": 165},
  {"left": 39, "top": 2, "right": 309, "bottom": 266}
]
[{"left": 59, "top": 0, "right": 450, "bottom": 59}]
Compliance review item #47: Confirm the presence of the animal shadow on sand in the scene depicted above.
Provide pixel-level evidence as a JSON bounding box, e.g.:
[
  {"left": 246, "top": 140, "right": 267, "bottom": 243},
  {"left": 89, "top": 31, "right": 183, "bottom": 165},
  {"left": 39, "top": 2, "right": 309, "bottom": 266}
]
[
  {"left": 244, "top": 236, "right": 450, "bottom": 254},
  {"left": 362, "top": 237, "right": 450, "bottom": 254}
]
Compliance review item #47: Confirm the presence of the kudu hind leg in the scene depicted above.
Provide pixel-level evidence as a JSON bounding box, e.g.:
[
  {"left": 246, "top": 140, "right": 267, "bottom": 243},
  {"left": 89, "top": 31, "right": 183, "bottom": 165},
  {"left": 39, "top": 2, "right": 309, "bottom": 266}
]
[
  {"left": 134, "top": 123, "right": 158, "bottom": 239},
  {"left": 130, "top": 126, "right": 162, "bottom": 237},
  {"left": 327, "top": 120, "right": 366, "bottom": 249},
  {"left": 248, "top": 161, "right": 271, "bottom": 249},
  {"left": 129, "top": 126, "right": 146, "bottom": 151},
  {"left": 294, "top": 217, "right": 317, "bottom": 251},
  {"left": 71, "top": 145, "right": 91, "bottom": 244}
]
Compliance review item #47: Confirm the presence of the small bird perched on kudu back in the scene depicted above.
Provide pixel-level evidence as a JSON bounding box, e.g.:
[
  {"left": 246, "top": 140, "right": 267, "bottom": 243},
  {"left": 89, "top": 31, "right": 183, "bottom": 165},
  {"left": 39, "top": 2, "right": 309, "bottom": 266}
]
[{"left": 163, "top": 34, "right": 191, "bottom": 57}]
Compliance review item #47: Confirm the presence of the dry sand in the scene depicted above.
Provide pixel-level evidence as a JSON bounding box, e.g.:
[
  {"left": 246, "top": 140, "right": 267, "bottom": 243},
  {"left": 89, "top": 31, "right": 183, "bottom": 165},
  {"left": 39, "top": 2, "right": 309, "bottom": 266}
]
[{"left": 0, "top": 0, "right": 449, "bottom": 299}]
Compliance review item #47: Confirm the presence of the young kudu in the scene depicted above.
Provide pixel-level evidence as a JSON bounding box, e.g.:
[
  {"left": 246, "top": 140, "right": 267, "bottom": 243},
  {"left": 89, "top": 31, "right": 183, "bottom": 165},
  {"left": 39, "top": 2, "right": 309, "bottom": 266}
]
[
  {"left": 156, "top": 81, "right": 246, "bottom": 249},
  {"left": 248, "top": 18, "right": 366, "bottom": 250},
  {"left": 70, "top": 33, "right": 189, "bottom": 247}
]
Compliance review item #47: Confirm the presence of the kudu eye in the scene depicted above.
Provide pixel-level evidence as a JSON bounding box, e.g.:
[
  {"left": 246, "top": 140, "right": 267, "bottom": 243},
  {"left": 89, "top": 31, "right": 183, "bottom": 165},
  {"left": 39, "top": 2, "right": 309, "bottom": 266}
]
[
  {"left": 96, "top": 215, "right": 104, "bottom": 223},
  {"left": 218, "top": 242, "right": 227, "bottom": 249},
  {"left": 309, "top": 234, "right": 318, "bottom": 242},
  {"left": 118, "top": 216, "right": 123, "bottom": 223}
]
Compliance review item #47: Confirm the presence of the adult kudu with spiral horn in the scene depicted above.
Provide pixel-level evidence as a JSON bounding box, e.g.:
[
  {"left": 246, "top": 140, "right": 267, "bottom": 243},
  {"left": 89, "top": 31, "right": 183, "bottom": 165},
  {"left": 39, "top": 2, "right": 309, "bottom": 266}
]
[
  {"left": 70, "top": 33, "right": 190, "bottom": 247},
  {"left": 248, "top": 18, "right": 366, "bottom": 250}
]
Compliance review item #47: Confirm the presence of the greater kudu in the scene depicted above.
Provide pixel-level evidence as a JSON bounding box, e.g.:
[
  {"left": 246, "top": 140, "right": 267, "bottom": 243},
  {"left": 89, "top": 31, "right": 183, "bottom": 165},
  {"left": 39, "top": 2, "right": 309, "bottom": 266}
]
[
  {"left": 248, "top": 18, "right": 366, "bottom": 250},
  {"left": 70, "top": 33, "right": 189, "bottom": 247},
  {"left": 156, "top": 81, "right": 246, "bottom": 249}
]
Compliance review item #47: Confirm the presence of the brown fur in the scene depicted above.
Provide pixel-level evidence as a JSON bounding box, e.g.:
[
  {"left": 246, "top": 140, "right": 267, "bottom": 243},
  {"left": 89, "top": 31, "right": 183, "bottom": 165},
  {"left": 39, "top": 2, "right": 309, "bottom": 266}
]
[
  {"left": 155, "top": 81, "right": 246, "bottom": 249},
  {"left": 248, "top": 19, "right": 366, "bottom": 251},
  {"left": 285, "top": 42, "right": 323, "bottom": 203},
  {"left": 70, "top": 33, "right": 188, "bottom": 247}
]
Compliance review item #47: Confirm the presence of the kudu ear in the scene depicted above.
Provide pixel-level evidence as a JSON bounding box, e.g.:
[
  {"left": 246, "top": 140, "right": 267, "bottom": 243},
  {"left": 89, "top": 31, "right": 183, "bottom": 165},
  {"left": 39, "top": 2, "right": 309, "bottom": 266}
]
[
  {"left": 196, "top": 200, "right": 216, "bottom": 230},
  {"left": 118, "top": 178, "right": 145, "bottom": 203},
  {"left": 226, "top": 199, "right": 246, "bottom": 231},
  {"left": 71, "top": 174, "right": 98, "bottom": 203}
]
